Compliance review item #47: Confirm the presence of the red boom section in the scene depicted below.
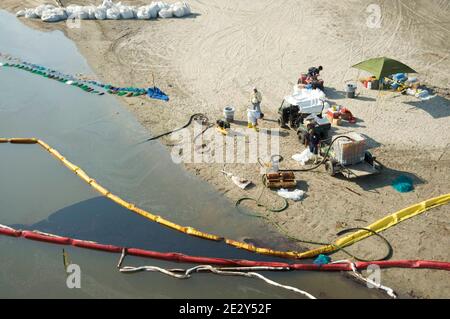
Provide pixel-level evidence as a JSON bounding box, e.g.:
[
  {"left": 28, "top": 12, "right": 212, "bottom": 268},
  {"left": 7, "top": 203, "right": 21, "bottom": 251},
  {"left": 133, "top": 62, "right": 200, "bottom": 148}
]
[{"left": 1, "top": 226, "right": 449, "bottom": 271}]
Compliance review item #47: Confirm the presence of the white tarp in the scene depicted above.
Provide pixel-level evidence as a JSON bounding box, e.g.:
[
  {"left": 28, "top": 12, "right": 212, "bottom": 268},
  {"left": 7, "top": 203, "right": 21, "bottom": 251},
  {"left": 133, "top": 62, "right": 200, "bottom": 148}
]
[{"left": 17, "top": 1, "right": 191, "bottom": 22}]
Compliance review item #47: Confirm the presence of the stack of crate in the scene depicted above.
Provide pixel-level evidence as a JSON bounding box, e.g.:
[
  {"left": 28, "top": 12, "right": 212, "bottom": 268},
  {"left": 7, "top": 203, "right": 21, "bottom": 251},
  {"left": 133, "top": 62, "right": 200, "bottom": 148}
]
[{"left": 264, "top": 172, "right": 296, "bottom": 189}]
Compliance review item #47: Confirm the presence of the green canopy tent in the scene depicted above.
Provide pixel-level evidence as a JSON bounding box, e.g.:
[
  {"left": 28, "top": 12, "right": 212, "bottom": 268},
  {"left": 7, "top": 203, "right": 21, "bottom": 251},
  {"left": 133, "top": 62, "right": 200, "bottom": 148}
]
[{"left": 352, "top": 57, "right": 417, "bottom": 80}]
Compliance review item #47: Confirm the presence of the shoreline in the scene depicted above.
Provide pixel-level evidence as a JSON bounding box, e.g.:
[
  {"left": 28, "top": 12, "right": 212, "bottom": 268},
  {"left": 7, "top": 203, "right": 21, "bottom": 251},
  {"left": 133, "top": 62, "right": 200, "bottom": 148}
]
[{"left": 1, "top": 0, "right": 449, "bottom": 298}]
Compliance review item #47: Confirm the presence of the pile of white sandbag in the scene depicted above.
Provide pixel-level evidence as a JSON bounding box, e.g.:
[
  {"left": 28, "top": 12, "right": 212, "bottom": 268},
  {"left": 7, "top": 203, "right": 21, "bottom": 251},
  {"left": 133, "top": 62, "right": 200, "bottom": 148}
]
[{"left": 16, "top": 0, "right": 192, "bottom": 22}]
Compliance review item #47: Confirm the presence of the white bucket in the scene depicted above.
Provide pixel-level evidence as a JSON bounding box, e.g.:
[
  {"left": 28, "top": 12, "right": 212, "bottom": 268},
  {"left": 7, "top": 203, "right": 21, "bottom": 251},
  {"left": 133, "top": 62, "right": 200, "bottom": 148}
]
[{"left": 223, "top": 106, "right": 235, "bottom": 122}]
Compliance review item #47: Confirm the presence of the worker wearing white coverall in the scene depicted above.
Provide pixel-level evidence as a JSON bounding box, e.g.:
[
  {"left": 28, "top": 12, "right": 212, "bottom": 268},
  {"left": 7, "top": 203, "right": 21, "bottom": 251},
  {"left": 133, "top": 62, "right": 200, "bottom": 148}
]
[{"left": 247, "top": 87, "right": 262, "bottom": 131}]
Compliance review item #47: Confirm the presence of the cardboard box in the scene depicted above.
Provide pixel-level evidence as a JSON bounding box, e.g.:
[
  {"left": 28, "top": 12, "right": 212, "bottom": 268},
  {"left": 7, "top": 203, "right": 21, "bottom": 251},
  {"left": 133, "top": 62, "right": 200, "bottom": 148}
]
[{"left": 331, "top": 118, "right": 342, "bottom": 126}]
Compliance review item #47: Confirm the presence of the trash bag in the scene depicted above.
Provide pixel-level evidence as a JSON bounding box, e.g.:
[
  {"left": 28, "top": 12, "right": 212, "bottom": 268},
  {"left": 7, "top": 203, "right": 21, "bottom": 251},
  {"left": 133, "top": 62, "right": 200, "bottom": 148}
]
[
  {"left": 136, "top": 6, "right": 151, "bottom": 19},
  {"left": 156, "top": 1, "right": 170, "bottom": 11},
  {"left": 24, "top": 9, "right": 39, "bottom": 19},
  {"left": 78, "top": 9, "right": 90, "bottom": 20},
  {"left": 148, "top": 3, "right": 160, "bottom": 18},
  {"left": 94, "top": 7, "right": 107, "bottom": 20},
  {"left": 172, "top": 3, "right": 186, "bottom": 17},
  {"left": 34, "top": 4, "right": 55, "bottom": 18},
  {"left": 101, "top": 0, "right": 115, "bottom": 9},
  {"left": 16, "top": 10, "right": 26, "bottom": 17},
  {"left": 86, "top": 6, "right": 97, "bottom": 20},
  {"left": 182, "top": 2, "right": 192, "bottom": 15},
  {"left": 106, "top": 7, "right": 121, "bottom": 19},
  {"left": 65, "top": 5, "right": 80, "bottom": 17},
  {"left": 172, "top": 2, "right": 191, "bottom": 17},
  {"left": 41, "top": 8, "right": 67, "bottom": 22},
  {"left": 119, "top": 6, "right": 134, "bottom": 19},
  {"left": 159, "top": 8, "right": 173, "bottom": 18}
]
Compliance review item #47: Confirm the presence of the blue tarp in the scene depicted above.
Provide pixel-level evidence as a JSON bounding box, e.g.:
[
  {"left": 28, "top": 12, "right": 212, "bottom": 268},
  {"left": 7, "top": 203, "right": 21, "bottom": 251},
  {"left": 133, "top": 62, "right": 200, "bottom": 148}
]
[{"left": 147, "top": 87, "right": 169, "bottom": 102}]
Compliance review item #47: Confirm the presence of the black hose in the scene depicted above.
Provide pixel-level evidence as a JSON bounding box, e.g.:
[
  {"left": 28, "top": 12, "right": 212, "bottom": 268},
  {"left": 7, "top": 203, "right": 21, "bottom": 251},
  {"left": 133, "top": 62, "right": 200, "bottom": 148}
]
[
  {"left": 235, "top": 198, "right": 393, "bottom": 262},
  {"left": 141, "top": 113, "right": 209, "bottom": 143},
  {"left": 334, "top": 227, "right": 393, "bottom": 262}
]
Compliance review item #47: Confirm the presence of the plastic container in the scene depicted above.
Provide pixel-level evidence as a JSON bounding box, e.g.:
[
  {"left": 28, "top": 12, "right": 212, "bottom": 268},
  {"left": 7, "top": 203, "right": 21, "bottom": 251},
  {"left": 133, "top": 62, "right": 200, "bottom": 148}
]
[
  {"left": 345, "top": 83, "right": 357, "bottom": 98},
  {"left": 223, "top": 106, "right": 235, "bottom": 122},
  {"left": 371, "top": 80, "right": 379, "bottom": 90},
  {"left": 332, "top": 132, "right": 367, "bottom": 165}
]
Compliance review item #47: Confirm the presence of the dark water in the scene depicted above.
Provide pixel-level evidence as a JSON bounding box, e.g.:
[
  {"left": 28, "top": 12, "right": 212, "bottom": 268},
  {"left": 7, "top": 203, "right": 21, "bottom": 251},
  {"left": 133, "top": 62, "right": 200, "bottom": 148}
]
[{"left": 0, "top": 10, "right": 382, "bottom": 298}]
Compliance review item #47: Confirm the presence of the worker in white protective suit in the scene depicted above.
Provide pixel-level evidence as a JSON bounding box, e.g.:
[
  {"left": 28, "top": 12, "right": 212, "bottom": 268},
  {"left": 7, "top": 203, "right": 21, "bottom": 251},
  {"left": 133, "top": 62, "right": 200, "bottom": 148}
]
[{"left": 247, "top": 87, "right": 263, "bottom": 131}]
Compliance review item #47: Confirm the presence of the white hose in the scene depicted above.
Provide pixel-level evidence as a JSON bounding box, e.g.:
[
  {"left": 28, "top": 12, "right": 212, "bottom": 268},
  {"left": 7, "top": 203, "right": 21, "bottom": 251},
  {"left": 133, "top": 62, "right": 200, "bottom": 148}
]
[
  {"left": 120, "top": 264, "right": 316, "bottom": 299},
  {"left": 332, "top": 260, "right": 397, "bottom": 298}
]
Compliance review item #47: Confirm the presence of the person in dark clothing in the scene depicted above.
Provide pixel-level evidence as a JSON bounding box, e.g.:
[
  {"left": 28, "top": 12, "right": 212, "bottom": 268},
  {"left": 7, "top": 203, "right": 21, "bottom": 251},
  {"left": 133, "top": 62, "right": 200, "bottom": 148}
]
[
  {"left": 307, "top": 128, "right": 321, "bottom": 164},
  {"left": 307, "top": 66, "right": 323, "bottom": 78}
]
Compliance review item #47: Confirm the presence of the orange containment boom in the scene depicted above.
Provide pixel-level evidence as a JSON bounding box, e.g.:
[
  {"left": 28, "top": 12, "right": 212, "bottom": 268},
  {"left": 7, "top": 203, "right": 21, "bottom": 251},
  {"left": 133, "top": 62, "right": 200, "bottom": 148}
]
[{"left": 1, "top": 223, "right": 449, "bottom": 272}]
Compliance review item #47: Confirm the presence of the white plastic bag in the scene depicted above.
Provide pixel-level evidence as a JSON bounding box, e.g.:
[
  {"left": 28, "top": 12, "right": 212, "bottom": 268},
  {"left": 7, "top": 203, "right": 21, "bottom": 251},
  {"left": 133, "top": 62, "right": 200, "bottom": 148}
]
[
  {"left": 158, "top": 8, "right": 173, "bottom": 18},
  {"left": 34, "top": 4, "right": 55, "bottom": 18},
  {"left": 24, "top": 9, "right": 39, "bottom": 19},
  {"left": 41, "top": 8, "right": 67, "bottom": 22},
  {"left": 65, "top": 5, "right": 79, "bottom": 17},
  {"left": 101, "top": 0, "right": 115, "bottom": 9},
  {"left": 136, "top": 6, "right": 151, "bottom": 19},
  {"left": 172, "top": 3, "right": 185, "bottom": 17},
  {"left": 16, "top": 10, "right": 26, "bottom": 17},
  {"left": 77, "top": 9, "right": 90, "bottom": 20},
  {"left": 86, "top": 6, "right": 97, "bottom": 20},
  {"left": 148, "top": 3, "right": 159, "bottom": 18},
  {"left": 277, "top": 189, "right": 304, "bottom": 201},
  {"left": 172, "top": 2, "right": 191, "bottom": 17},
  {"left": 94, "top": 7, "right": 107, "bottom": 20},
  {"left": 156, "top": 1, "right": 170, "bottom": 10},
  {"left": 119, "top": 6, "right": 134, "bottom": 19},
  {"left": 292, "top": 148, "right": 313, "bottom": 166},
  {"left": 106, "top": 7, "right": 121, "bottom": 19}
]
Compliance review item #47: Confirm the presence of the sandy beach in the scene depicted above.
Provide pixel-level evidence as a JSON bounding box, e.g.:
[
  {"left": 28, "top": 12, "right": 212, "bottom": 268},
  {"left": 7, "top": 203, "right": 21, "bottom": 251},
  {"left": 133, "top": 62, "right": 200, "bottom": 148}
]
[{"left": 2, "top": 0, "right": 449, "bottom": 298}]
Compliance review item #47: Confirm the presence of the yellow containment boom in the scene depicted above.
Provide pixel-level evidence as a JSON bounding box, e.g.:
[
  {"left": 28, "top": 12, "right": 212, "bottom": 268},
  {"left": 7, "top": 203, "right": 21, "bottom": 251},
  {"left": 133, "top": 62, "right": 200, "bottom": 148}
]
[{"left": 1, "top": 137, "right": 449, "bottom": 259}]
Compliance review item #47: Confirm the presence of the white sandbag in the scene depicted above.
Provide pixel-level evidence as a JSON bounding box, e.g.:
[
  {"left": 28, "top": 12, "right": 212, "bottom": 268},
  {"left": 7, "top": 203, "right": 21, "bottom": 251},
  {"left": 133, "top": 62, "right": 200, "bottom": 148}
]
[
  {"left": 16, "top": 10, "right": 25, "bottom": 17},
  {"left": 292, "top": 148, "right": 313, "bottom": 166},
  {"left": 34, "top": 4, "right": 55, "bottom": 18},
  {"left": 24, "top": 9, "right": 39, "bottom": 19},
  {"left": 277, "top": 189, "right": 304, "bottom": 201},
  {"left": 106, "top": 7, "right": 121, "bottom": 19},
  {"left": 158, "top": 8, "right": 173, "bottom": 18},
  {"left": 94, "top": 7, "right": 107, "bottom": 20},
  {"left": 41, "top": 8, "right": 67, "bottom": 22},
  {"left": 136, "top": 6, "right": 151, "bottom": 19}
]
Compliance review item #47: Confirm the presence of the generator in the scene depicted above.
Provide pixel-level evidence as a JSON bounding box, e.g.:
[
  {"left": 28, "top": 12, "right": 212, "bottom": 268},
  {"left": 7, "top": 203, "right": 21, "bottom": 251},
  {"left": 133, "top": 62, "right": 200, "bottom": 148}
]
[{"left": 297, "top": 115, "right": 331, "bottom": 145}]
